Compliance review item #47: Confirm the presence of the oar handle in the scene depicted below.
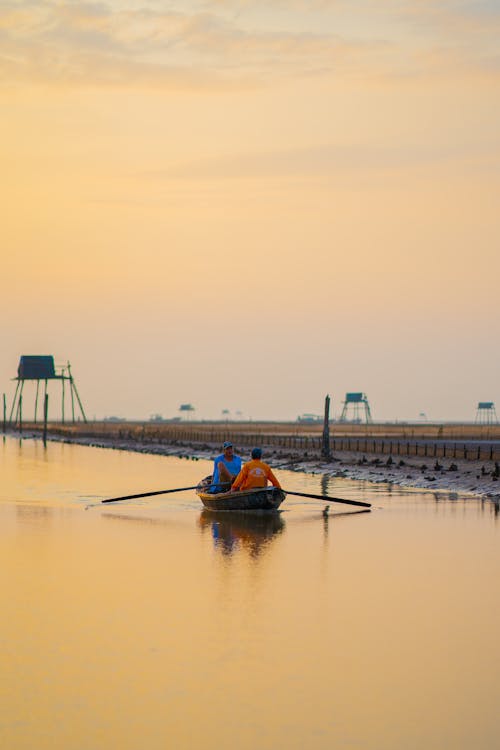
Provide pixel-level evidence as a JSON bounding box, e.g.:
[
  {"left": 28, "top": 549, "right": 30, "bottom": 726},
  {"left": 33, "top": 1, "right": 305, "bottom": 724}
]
[
  {"left": 283, "top": 490, "right": 371, "bottom": 508},
  {"left": 101, "top": 481, "right": 233, "bottom": 505},
  {"left": 102, "top": 486, "right": 198, "bottom": 504}
]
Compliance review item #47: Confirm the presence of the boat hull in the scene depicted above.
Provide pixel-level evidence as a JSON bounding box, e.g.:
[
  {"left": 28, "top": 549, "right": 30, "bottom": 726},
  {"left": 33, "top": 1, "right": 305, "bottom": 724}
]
[{"left": 196, "top": 477, "right": 285, "bottom": 512}]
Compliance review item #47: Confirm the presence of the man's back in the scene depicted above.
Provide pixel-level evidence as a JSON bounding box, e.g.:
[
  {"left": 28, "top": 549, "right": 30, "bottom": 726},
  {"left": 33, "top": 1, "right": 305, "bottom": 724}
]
[{"left": 232, "top": 458, "right": 281, "bottom": 491}]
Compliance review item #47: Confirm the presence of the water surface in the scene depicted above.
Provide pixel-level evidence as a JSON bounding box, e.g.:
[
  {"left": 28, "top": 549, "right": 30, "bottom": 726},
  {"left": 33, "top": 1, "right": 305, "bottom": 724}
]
[{"left": 1, "top": 436, "right": 499, "bottom": 749}]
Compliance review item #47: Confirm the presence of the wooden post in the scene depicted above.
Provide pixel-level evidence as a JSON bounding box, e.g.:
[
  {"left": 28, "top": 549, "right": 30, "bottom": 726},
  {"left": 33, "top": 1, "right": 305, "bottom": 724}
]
[
  {"left": 9, "top": 380, "right": 20, "bottom": 424},
  {"left": 34, "top": 380, "right": 40, "bottom": 423},
  {"left": 44, "top": 379, "right": 48, "bottom": 421},
  {"left": 67, "top": 363, "right": 87, "bottom": 423},
  {"left": 43, "top": 394, "right": 49, "bottom": 446},
  {"left": 2, "top": 393, "right": 6, "bottom": 433},
  {"left": 61, "top": 370, "right": 65, "bottom": 425},
  {"left": 322, "top": 395, "right": 331, "bottom": 458},
  {"left": 18, "top": 394, "right": 23, "bottom": 435}
]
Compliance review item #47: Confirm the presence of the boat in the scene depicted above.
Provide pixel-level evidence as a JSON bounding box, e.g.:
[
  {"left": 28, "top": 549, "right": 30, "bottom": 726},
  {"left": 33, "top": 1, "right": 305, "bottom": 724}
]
[{"left": 196, "top": 476, "right": 286, "bottom": 512}]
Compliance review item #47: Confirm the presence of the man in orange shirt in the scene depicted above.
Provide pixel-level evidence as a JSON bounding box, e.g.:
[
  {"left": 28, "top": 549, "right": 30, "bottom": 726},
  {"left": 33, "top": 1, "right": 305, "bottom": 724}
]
[{"left": 231, "top": 448, "right": 281, "bottom": 492}]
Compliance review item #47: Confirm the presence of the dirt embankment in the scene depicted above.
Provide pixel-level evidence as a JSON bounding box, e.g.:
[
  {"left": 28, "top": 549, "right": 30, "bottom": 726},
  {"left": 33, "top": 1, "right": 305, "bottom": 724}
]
[{"left": 283, "top": 451, "right": 500, "bottom": 499}]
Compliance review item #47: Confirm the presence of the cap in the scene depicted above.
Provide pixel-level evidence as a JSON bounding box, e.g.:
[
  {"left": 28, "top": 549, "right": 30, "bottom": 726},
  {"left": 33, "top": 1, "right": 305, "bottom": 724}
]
[
  {"left": 223, "top": 441, "right": 233, "bottom": 449},
  {"left": 251, "top": 447, "right": 262, "bottom": 459}
]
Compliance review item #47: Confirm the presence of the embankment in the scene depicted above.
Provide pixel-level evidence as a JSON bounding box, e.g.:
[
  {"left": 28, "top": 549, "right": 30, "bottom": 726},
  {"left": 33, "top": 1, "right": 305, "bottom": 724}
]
[{"left": 8, "top": 421, "right": 500, "bottom": 500}]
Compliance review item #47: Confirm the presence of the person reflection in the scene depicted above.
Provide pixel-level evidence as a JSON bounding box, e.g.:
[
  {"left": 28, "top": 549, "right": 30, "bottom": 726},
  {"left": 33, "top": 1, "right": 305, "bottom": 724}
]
[{"left": 198, "top": 511, "right": 285, "bottom": 558}]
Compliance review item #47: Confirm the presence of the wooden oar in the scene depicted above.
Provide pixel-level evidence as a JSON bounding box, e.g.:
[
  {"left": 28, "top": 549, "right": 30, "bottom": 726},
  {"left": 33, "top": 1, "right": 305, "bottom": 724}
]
[
  {"left": 101, "top": 485, "right": 199, "bottom": 505},
  {"left": 99, "top": 481, "right": 232, "bottom": 505},
  {"left": 282, "top": 489, "right": 371, "bottom": 509}
]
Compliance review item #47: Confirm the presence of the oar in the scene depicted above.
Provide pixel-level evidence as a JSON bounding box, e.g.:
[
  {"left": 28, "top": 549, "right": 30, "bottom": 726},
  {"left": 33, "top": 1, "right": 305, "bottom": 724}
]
[
  {"left": 98, "top": 481, "right": 232, "bottom": 506},
  {"left": 282, "top": 489, "right": 371, "bottom": 509},
  {"left": 100, "top": 485, "right": 199, "bottom": 505}
]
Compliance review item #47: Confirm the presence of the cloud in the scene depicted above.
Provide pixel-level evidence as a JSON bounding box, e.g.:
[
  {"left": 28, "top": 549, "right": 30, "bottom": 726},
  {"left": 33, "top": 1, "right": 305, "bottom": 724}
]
[
  {"left": 0, "top": 1, "right": 385, "bottom": 87},
  {"left": 0, "top": 0, "right": 499, "bottom": 90},
  {"left": 141, "top": 141, "right": 499, "bottom": 181}
]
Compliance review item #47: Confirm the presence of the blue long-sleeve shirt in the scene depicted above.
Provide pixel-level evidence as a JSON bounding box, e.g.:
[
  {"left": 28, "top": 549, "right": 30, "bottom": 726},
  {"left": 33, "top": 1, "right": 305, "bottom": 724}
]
[{"left": 211, "top": 453, "right": 242, "bottom": 489}]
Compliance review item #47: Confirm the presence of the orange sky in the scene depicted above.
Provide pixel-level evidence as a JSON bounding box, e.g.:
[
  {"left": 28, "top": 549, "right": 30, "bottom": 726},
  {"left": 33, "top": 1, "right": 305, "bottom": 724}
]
[{"left": 1, "top": 1, "right": 499, "bottom": 421}]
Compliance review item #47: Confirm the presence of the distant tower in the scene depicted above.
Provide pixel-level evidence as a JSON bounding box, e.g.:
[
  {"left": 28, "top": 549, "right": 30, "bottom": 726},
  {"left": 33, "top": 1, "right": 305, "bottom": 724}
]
[
  {"left": 179, "top": 403, "right": 195, "bottom": 420},
  {"left": 339, "top": 392, "right": 372, "bottom": 423},
  {"left": 9, "top": 355, "right": 87, "bottom": 425},
  {"left": 475, "top": 402, "right": 498, "bottom": 424}
]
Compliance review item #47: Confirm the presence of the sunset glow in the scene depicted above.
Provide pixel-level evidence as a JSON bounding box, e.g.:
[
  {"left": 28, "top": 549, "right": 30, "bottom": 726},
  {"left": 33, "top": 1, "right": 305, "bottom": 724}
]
[{"left": 2, "top": 1, "right": 499, "bottom": 421}]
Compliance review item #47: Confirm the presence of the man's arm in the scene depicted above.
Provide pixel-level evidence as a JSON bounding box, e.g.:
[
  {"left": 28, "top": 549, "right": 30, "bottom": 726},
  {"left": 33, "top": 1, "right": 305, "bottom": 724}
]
[
  {"left": 231, "top": 464, "right": 247, "bottom": 491},
  {"left": 266, "top": 467, "right": 281, "bottom": 489},
  {"left": 212, "top": 456, "right": 221, "bottom": 484}
]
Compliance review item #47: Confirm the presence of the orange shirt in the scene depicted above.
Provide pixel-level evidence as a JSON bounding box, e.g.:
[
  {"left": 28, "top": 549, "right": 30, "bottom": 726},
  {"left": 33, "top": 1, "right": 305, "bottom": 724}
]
[{"left": 231, "top": 459, "right": 281, "bottom": 491}]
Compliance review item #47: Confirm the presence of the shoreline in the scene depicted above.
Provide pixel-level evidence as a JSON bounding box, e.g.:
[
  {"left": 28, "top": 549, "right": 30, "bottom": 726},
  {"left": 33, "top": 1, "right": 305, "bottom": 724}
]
[{"left": 14, "top": 429, "right": 500, "bottom": 502}]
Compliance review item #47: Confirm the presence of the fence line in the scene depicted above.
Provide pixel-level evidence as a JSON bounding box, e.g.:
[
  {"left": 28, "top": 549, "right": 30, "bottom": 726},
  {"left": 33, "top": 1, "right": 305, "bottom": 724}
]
[{"left": 16, "top": 422, "right": 500, "bottom": 463}]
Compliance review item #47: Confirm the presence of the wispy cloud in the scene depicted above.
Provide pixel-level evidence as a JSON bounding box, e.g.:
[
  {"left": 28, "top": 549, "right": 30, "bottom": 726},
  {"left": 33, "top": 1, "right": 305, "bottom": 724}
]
[
  {"left": 0, "top": 1, "right": 382, "bottom": 87},
  {"left": 142, "top": 141, "right": 500, "bottom": 181},
  {"left": 0, "top": 0, "right": 498, "bottom": 89}
]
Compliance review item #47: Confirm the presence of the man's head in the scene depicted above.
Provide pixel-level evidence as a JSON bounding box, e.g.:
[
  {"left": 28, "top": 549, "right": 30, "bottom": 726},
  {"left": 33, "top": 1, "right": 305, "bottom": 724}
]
[
  {"left": 223, "top": 441, "right": 233, "bottom": 458},
  {"left": 251, "top": 447, "right": 262, "bottom": 460}
]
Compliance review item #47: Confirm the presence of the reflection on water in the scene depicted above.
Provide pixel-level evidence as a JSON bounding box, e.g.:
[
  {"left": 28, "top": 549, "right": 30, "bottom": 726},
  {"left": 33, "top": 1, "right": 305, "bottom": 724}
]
[
  {"left": 101, "top": 511, "right": 186, "bottom": 528},
  {"left": 16, "top": 504, "right": 54, "bottom": 522},
  {"left": 1, "top": 435, "right": 500, "bottom": 750},
  {"left": 198, "top": 509, "right": 285, "bottom": 558},
  {"left": 320, "top": 472, "right": 329, "bottom": 497}
]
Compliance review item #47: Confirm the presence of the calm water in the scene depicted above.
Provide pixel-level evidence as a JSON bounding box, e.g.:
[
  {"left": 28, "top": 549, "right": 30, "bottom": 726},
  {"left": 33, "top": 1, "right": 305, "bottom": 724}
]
[{"left": 1, "top": 435, "right": 499, "bottom": 750}]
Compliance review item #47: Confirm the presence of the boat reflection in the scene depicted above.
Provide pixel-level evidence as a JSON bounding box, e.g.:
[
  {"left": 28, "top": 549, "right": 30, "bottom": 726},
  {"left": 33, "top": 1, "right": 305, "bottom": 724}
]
[{"left": 198, "top": 510, "right": 285, "bottom": 558}]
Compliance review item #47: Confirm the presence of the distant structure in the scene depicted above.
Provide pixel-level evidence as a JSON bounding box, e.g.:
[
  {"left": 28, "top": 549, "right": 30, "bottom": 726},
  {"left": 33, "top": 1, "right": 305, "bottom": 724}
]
[
  {"left": 339, "top": 392, "right": 372, "bottom": 423},
  {"left": 9, "top": 355, "right": 87, "bottom": 425},
  {"left": 150, "top": 414, "right": 165, "bottom": 422},
  {"left": 297, "top": 413, "right": 322, "bottom": 423},
  {"left": 475, "top": 402, "right": 498, "bottom": 424},
  {"left": 179, "top": 403, "right": 195, "bottom": 420}
]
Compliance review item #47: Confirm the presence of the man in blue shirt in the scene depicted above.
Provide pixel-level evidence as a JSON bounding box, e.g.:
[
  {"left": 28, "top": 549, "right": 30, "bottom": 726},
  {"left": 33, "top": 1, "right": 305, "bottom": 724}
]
[{"left": 211, "top": 441, "right": 242, "bottom": 493}]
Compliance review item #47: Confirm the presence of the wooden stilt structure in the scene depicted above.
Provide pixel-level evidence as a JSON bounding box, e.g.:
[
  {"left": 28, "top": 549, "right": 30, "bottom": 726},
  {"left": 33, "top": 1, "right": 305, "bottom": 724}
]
[{"left": 9, "top": 356, "right": 87, "bottom": 427}]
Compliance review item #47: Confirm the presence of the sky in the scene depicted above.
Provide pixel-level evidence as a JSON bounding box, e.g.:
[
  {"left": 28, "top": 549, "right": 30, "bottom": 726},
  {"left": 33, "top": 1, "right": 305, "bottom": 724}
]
[{"left": 1, "top": 0, "right": 499, "bottom": 422}]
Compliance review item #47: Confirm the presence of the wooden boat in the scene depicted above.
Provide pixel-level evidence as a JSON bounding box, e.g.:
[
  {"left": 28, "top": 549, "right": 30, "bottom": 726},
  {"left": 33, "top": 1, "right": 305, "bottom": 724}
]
[{"left": 196, "top": 476, "right": 286, "bottom": 512}]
